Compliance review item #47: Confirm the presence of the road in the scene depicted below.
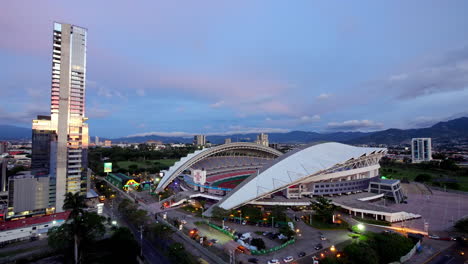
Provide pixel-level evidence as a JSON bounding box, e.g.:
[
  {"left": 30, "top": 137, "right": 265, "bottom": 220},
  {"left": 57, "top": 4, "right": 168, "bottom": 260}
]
[
  {"left": 426, "top": 243, "right": 467, "bottom": 264},
  {"left": 103, "top": 195, "right": 171, "bottom": 264}
]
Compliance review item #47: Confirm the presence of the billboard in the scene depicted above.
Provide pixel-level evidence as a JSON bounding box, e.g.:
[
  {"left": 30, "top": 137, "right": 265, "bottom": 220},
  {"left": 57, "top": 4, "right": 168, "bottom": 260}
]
[
  {"left": 104, "top": 162, "right": 112, "bottom": 173},
  {"left": 193, "top": 169, "right": 206, "bottom": 185}
]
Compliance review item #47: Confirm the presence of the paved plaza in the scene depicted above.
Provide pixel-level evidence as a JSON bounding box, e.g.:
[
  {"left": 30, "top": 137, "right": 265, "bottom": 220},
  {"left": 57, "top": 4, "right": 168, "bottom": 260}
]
[{"left": 390, "top": 189, "right": 468, "bottom": 233}]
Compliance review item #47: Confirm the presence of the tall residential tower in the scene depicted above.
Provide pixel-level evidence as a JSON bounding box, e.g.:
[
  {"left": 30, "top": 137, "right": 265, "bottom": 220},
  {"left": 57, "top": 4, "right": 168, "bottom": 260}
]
[
  {"left": 411, "top": 138, "right": 432, "bottom": 163},
  {"left": 31, "top": 22, "right": 89, "bottom": 212}
]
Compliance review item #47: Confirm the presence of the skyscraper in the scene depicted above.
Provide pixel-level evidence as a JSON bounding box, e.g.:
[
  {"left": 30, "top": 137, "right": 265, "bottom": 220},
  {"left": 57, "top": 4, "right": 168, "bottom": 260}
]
[
  {"left": 31, "top": 22, "right": 89, "bottom": 212},
  {"left": 255, "top": 133, "right": 269, "bottom": 147},
  {"left": 411, "top": 138, "right": 432, "bottom": 163}
]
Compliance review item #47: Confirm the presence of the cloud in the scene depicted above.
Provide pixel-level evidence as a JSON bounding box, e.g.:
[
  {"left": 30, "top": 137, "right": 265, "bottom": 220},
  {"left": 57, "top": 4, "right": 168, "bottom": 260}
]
[
  {"left": 87, "top": 107, "right": 111, "bottom": 119},
  {"left": 136, "top": 89, "right": 145, "bottom": 96},
  {"left": 299, "top": 115, "right": 320, "bottom": 123},
  {"left": 317, "top": 93, "right": 332, "bottom": 100},
  {"left": 411, "top": 111, "right": 468, "bottom": 128},
  {"left": 377, "top": 46, "right": 468, "bottom": 99},
  {"left": 0, "top": 106, "right": 48, "bottom": 125},
  {"left": 210, "top": 100, "right": 225, "bottom": 108},
  {"left": 327, "top": 120, "right": 383, "bottom": 131}
]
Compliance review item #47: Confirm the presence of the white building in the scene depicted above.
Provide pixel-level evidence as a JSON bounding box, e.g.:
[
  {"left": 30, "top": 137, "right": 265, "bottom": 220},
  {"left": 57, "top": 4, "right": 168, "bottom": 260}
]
[
  {"left": 411, "top": 138, "right": 432, "bottom": 163},
  {"left": 8, "top": 172, "right": 50, "bottom": 214},
  {"left": 194, "top": 135, "right": 206, "bottom": 146},
  {"left": 255, "top": 133, "right": 269, "bottom": 147}
]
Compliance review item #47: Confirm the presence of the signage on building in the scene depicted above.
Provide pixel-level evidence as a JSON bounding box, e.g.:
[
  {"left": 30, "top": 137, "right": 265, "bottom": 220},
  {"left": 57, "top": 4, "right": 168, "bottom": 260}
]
[
  {"left": 193, "top": 170, "right": 207, "bottom": 185},
  {"left": 97, "top": 203, "right": 104, "bottom": 215},
  {"left": 104, "top": 162, "right": 112, "bottom": 173}
]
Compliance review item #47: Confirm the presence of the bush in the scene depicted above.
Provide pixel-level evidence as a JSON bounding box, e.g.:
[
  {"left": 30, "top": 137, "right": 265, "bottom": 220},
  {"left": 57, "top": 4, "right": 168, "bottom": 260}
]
[
  {"left": 414, "top": 174, "right": 432, "bottom": 182},
  {"left": 251, "top": 238, "right": 266, "bottom": 250},
  {"left": 343, "top": 242, "right": 379, "bottom": 264},
  {"left": 455, "top": 218, "right": 468, "bottom": 233}
]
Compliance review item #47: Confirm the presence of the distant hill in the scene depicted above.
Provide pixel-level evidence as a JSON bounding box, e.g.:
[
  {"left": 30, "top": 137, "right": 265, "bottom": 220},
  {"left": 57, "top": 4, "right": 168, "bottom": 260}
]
[
  {"left": 347, "top": 117, "right": 468, "bottom": 145},
  {"left": 2, "top": 117, "right": 467, "bottom": 145},
  {"left": 111, "top": 131, "right": 371, "bottom": 144},
  {"left": 0, "top": 125, "right": 31, "bottom": 140}
]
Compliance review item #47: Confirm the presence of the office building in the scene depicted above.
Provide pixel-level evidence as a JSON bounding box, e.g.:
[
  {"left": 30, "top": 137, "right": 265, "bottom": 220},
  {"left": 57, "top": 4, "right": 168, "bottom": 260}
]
[
  {"left": 0, "top": 142, "right": 8, "bottom": 154},
  {"left": 29, "top": 22, "right": 89, "bottom": 213},
  {"left": 31, "top": 115, "right": 56, "bottom": 175},
  {"left": 224, "top": 138, "right": 232, "bottom": 144},
  {"left": 411, "top": 138, "right": 432, "bottom": 163},
  {"left": 8, "top": 172, "right": 50, "bottom": 214},
  {"left": 194, "top": 135, "right": 206, "bottom": 146},
  {"left": 95, "top": 136, "right": 99, "bottom": 146},
  {"left": 255, "top": 133, "right": 269, "bottom": 147},
  {"left": 1, "top": 158, "right": 7, "bottom": 192},
  {"left": 104, "top": 140, "right": 112, "bottom": 147}
]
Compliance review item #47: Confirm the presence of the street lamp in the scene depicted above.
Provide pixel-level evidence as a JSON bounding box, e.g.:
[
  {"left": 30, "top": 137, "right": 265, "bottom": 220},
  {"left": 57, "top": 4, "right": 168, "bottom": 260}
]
[
  {"left": 271, "top": 216, "right": 275, "bottom": 229},
  {"left": 357, "top": 223, "right": 365, "bottom": 231},
  {"left": 237, "top": 210, "right": 242, "bottom": 224}
]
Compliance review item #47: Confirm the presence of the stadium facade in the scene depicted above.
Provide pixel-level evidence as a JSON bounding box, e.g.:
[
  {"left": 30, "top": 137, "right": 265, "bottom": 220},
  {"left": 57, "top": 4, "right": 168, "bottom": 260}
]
[{"left": 158, "top": 142, "right": 389, "bottom": 210}]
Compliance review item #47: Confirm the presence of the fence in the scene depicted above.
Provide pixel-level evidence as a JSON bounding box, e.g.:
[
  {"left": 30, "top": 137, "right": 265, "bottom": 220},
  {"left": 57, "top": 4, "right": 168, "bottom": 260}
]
[
  {"left": 206, "top": 222, "right": 236, "bottom": 239},
  {"left": 251, "top": 238, "right": 296, "bottom": 255},
  {"left": 398, "top": 240, "right": 421, "bottom": 263}
]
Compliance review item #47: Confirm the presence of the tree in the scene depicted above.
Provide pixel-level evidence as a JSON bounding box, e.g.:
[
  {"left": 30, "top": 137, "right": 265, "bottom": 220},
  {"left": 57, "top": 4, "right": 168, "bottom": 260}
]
[
  {"left": 48, "top": 211, "right": 106, "bottom": 264},
  {"left": 414, "top": 174, "right": 432, "bottom": 183},
  {"left": 167, "top": 243, "right": 196, "bottom": 264},
  {"left": 107, "top": 227, "right": 139, "bottom": 263},
  {"left": 279, "top": 226, "right": 296, "bottom": 239},
  {"left": 63, "top": 192, "right": 86, "bottom": 219},
  {"left": 343, "top": 242, "right": 379, "bottom": 264},
  {"left": 455, "top": 217, "right": 468, "bottom": 233},
  {"left": 310, "top": 196, "right": 336, "bottom": 223},
  {"left": 211, "top": 206, "right": 230, "bottom": 220},
  {"left": 369, "top": 232, "right": 414, "bottom": 263},
  {"left": 250, "top": 238, "right": 266, "bottom": 250}
]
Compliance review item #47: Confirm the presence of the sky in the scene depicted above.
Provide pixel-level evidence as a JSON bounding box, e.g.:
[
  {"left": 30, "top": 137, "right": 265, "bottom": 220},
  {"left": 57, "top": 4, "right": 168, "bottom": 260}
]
[{"left": 1, "top": 0, "right": 468, "bottom": 138}]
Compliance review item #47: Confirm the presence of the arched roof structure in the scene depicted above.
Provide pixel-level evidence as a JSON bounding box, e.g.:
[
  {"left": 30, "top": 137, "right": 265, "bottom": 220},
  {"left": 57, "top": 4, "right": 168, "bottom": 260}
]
[
  {"left": 214, "top": 142, "right": 387, "bottom": 210},
  {"left": 155, "top": 142, "right": 283, "bottom": 192}
]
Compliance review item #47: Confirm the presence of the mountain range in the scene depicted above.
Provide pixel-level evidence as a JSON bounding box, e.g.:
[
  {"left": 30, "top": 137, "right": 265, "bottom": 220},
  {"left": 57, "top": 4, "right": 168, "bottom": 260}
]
[{"left": 1, "top": 117, "right": 467, "bottom": 145}]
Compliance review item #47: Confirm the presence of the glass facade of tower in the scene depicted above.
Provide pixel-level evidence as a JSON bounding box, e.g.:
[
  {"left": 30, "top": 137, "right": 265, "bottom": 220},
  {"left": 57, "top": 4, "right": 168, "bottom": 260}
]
[{"left": 50, "top": 22, "right": 89, "bottom": 212}]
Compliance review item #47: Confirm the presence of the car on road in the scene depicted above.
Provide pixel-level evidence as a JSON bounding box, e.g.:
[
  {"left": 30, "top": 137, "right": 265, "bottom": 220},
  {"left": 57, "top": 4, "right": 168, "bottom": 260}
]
[
  {"left": 314, "top": 244, "right": 323, "bottom": 250},
  {"left": 298, "top": 252, "right": 306, "bottom": 257},
  {"left": 267, "top": 259, "right": 280, "bottom": 264},
  {"left": 320, "top": 235, "right": 326, "bottom": 240},
  {"left": 248, "top": 258, "right": 258, "bottom": 263},
  {"left": 428, "top": 234, "right": 440, "bottom": 239},
  {"left": 210, "top": 239, "right": 218, "bottom": 244},
  {"left": 283, "top": 256, "right": 294, "bottom": 263}
]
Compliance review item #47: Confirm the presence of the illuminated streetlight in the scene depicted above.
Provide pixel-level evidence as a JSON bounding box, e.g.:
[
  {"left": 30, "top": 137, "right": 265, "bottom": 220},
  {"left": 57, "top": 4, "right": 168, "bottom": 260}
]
[
  {"left": 330, "top": 245, "right": 336, "bottom": 252},
  {"left": 112, "top": 220, "right": 117, "bottom": 226},
  {"left": 357, "top": 223, "right": 365, "bottom": 231}
]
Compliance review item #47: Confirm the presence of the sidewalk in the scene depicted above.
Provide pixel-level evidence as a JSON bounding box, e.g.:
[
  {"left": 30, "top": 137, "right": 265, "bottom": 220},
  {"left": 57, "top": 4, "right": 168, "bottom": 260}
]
[{"left": 405, "top": 239, "right": 454, "bottom": 264}]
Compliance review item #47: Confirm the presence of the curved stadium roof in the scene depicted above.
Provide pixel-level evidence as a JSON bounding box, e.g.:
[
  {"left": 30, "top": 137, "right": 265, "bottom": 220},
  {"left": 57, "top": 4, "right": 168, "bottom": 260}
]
[
  {"left": 214, "top": 142, "right": 386, "bottom": 210},
  {"left": 155, "top": 142, "right": 283, "bottom": 192}
]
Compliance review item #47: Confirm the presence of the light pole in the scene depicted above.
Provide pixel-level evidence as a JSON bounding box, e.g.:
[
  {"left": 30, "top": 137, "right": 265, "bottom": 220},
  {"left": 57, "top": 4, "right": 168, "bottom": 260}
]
[
  {"left": 139, "top": 225, "right": 144, "bottom": 257},
  {"left": 271, "top": 216, "right": 275, "bottom": 229},
  {"left": 238, "top": 210, "right": 242, "bottom": 224}
]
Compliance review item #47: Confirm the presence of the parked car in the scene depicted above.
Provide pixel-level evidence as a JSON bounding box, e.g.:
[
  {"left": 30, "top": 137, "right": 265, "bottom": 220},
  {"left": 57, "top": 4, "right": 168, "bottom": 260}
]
[
  {"left": 248, "top": 258, "right": 258, "bottom": 263},
  {"left": 428, "top": 234, "right": 440, "bottom": 239},
  {"left": 320, "top": 235, "right": 326, "bottom": 240},
  {"left": 283, "top": 256, "right": 294, "bottom": 263},
  {"left": 298, "top": 252, "right": 306, "bottom": 257},
  {"left": 314, "top": 244, "right": 323, "bottom": 250},
  {"left": 267, "top": 259, "right": 280, "bottom": 264}
]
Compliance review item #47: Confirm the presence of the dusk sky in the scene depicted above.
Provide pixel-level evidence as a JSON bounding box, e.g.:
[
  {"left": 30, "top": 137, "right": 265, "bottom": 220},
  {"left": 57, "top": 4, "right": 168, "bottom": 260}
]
[{"left": 1, "top": 0, "right": 468, "bottom": 138}]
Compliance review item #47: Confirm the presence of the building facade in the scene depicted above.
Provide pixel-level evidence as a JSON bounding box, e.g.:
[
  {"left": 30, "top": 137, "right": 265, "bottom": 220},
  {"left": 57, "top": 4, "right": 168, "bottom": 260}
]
[
  {"left": 255, "top": 133, "right": 269, "bottom": 147},
  {"left": 8, "top": 173, "right": 50, "bottom": 214},
  {"left": 411, "top": 138, "right": 432, "bottom": 163},
  {"left": 29, "top": 22, "right": 89, "bottom": 213},
  {"left": 194, "top": 135, "right": 206, "bottom": 146}
]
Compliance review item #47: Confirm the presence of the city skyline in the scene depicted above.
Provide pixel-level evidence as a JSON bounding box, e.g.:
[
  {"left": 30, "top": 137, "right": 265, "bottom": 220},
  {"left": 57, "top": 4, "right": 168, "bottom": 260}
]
[{"left": 1, "top": 1, "right": 468, "bottom": 138}]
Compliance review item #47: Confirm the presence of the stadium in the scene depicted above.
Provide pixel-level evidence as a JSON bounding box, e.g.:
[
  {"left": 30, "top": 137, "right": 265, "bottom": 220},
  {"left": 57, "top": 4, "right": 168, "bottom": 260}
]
[{"left": 157, "top": 142, "right": 393, "bottom": 210}]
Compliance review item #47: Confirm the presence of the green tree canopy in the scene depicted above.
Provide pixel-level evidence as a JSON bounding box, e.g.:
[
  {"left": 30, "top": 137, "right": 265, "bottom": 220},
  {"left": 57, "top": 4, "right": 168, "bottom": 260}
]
[
  {"left": 310, "top": 196, "right": 336, "bottom": 223},
  {"left": 343, "top": 242, "right": 379, "bottom": 264}
]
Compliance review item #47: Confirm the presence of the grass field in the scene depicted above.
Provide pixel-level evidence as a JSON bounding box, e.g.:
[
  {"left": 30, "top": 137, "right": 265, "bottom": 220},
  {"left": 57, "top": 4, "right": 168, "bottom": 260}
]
[
  {"left": 381, "top": 164, "right": 468, "bottom": 191},
  {"left": 117, "top": 159, "right": 178, "bottom": 169}
]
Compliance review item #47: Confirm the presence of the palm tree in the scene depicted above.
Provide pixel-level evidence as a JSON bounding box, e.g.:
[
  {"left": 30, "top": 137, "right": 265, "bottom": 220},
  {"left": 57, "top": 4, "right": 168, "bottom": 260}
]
[
  {"left": 63, "top": 192, "right": 86, "bottom": 263},
  {"left": 63, "top": 192, "right": 86, "bottom": 219}
]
